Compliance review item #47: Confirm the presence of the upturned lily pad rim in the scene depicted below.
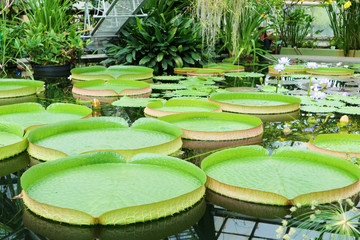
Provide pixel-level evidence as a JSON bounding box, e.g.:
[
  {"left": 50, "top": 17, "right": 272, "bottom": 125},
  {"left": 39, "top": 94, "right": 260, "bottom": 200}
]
[
  {"left": 27, "top": 117, "right": 183, "bottom": 161},
  {"left": 144, "top": 99, "right": 222, "bottom": 118},
  {"left": 71, "top": 65, "right": 154, "bottom": 81},
  {"left": 208, "top": 92, "right": 301, "bottom": 115},
  {"left": 0, "top": 79, "right": 45, "bottom": 99},
  {"left": 201, "top": 145, "right": 360, "bottom": 206},
  {"left": 306, "top": 67, "right": 354, "bottom": 76},
  {"left": 158, "top": 112, "right": 263, "bottom": 143},
  {"left": 308, "top": 134, "right": 360, "bottom": 158},
  {"left": 0, "top": 121, "right": 28, "bottom": 160},
  {"left": 21, "top": 151, "right": 206, "bottom": 225},
  {"left": 72, "top": 80, "right": 151, "bottom": 97},
  {"left": 0, "top": 102, "right": 92, "bottom": 131}
]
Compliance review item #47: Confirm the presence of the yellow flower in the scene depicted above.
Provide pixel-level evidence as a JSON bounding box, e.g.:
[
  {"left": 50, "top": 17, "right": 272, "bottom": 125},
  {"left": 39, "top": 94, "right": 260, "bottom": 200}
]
[
  {"left": 326, "top": 0, "right": 333, "bottom": 4},
  {"left": 344, "top": 1, "right": 351, "bottom": 8}
]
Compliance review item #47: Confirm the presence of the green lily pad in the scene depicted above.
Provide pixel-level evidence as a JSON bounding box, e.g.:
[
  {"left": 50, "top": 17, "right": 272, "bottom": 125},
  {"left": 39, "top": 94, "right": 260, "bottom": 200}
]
[
  {"left": 209, "top": 92, "right": 300, "bottom": 115},
  {"left": 150, "top": 83, "right": 187, "bottom": 90},
  {"left": 260, "top": 86, "right": 289, "bottom": 93},
  {"left": 268, "top": 65, "right": 307, "bottom": 76},
  {"left": 0, "top": 103, "right": 92, "bottom": 130},
  {"left": 173, "top": 67, "right": 201, "bottom": 75},
  {"left": 23, "top": 199, "right": 206, "bottom": 240},
  {"left": 301, "top": 105, "right": 337, "bottom": 113},
  {"left": 72, "top": 80, "right": 151, "bottom": 98},
  {"left": 336, "top": 107, "right": 360, "bottom": 115},
  {"left": 144, "top": 99, "right": 221, "bottom": 118},
  {"left": 225, "top": 72, "right": 264, "bottom": 78},
  {"left": 27, "top": 117, "right": 182, "bottom": 161},
  {"left": 153, "top": 75, "right": 187, "bottom": 83},
  {"left": 309, "top": 134, "right": 360, "bottom": 159},
  {"left": 0, "top": 122, "right": 27, "bottom": 160},
  {"left": 112, "top": 96, "right": 165, "bottom": 108},
  {"left": 201, "top": 145, "right": 360, "bottom": 205},
  {"left": 158, "top": 112, "right": 263, "bottom": 149},
  {"left": 21, "top": 151, "right": 206, "bottom": 225},
  {"left": 306, "top": 67, "right": 354, "bottom": 76},
  {"left": 70, "top": 65, "right": 154, "bottom": 81},
  {"left": 0, "top": 79, "right": 45, "bottom": 98},
  {"left": 341, "top": 96, "right": 360, "bottom": 105},
  {"left": 203, "top": 63, "right": 245, "bottom": 72},
  {"left": 188, "top": 68, "right": 225, "bottom": 76}
]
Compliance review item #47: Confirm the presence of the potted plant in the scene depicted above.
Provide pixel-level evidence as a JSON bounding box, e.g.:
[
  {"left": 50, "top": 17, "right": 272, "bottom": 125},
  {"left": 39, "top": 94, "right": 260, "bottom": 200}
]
[{"left": 17, "top": 0, "right": 89, "bottom": 77}]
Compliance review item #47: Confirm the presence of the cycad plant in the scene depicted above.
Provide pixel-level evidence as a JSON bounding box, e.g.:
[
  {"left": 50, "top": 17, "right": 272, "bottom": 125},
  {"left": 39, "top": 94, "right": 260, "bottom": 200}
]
[{"left": 103, "top": 0, "right": 207, "bottom": 75}]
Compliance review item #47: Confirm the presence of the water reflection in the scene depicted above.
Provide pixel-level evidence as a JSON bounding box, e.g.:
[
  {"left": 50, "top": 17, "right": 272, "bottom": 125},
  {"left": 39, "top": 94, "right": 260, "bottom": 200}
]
[
  {"left": 23, "top": 199, "right": 206, "bottom": 240},
  {"left": 0, "top": 152, "right": 29, "bottom": 177}
]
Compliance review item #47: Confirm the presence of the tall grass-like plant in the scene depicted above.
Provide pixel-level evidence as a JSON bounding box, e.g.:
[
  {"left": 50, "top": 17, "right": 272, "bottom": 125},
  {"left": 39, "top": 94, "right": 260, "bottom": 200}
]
[
  {"left": 324, "top": 0, "right": 360, "bottom": 56},
  {"left": 195, "top": 0, "right": 269, "bottom": 63}
]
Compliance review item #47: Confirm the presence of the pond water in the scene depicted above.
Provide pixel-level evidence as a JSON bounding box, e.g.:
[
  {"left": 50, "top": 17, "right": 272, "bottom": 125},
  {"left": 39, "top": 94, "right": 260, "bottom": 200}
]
[{"left": 1, "top": 64, "right": 360, "bottom": 240}]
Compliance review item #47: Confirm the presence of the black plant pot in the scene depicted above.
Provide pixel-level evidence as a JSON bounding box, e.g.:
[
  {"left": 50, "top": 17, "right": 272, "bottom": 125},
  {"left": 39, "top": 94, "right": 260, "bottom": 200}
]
[{"left": 32, "top": 64, "right": 71, "bottom": 78}]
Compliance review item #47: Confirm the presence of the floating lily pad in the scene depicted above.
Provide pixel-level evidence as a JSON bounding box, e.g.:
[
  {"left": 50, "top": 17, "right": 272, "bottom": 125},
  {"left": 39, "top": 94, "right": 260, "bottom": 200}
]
[
  {"left": 21, "top": 151, "right": 206, "bottom": 225},
  {"left": 203, "top": 63, "right": 245, "bottom": 72},
  {"left": 0, "top": 152, "right": 29, "bottom": 177},
  {"left": 341, "top": 96, "right": 360, "bottom": 105},
  {"left": 23, "top": 199, "right": 206, "bottom": 240},
  {"left": 201, "top": 145, "right": 360, "bottom": 205},
  {"left": 268, "top": 65, "right": 306, "bottom": 76},
  {"left": 260, "top": 86, "right": 289, "bottom": 93},
  {"left": 0, "top": 122, "right": 27, "bottom": 160},
  {"left": 225, "top": 72, "right": 264, "bottom": 78},
  {"left": 306, "top": 67, "right": 354, "bottom": 76},
  {"left": 150, "top": 83, "right": 187, "bottom": 91},
  {"left": 170, "top": 89, "right": 215, "bottom": 97},
  {"left": 187, "top": 68, "right": 225, "bottom": 76},
  {"left": 173, "top": 67, "right": 201, "bottom": 75},
  {"left": 70, "top": 65, "right": 154, "bottom": 82},
  {"left": 0, "top": 79, "right": 45, "bottom": 98},
  {"left": 158, "top": 112, "right": 263, "bottom": 149},
  {"left": 301, "top": 105, "right": 338, "bottom": 114},
  {"left": 153, "top": 75, "right": 187, "bottom": 83},
  {"left": 112, "top": 96, "right": 165, "bottom": 108},
  {"left": 144, "top": 99, "right": 221, "bottom": 118},
  {"left": 27, "top": 117, "right": 182, "bottom": 161},
  {"left": 0, "top": 103, "right": 92, "bottom": 131},
  {"left": 336, "top": 107, "right": 360, "bottom": 115},
  {"left": 308, "top": 134, "right": 360, "bottom": 159},
  {"left": 72, "top": 80, "right": 151, "bottom": 99},
  {"left": 209, "top": 92, "right": 301, "bottom": 116}
]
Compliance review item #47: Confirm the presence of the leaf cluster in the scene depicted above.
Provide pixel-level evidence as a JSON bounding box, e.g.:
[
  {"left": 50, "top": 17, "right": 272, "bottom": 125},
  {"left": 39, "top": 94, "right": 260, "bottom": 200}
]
[{"left": 103, "top": 0, "right": 208, "bottom": 75}]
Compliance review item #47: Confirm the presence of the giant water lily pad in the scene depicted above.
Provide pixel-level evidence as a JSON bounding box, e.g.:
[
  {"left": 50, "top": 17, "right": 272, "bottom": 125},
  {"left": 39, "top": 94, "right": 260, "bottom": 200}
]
[
  {"left": 208, "top": 92, "right": 301, "bottom": 120},
  {"left": 23, "top": 199, "right": 206, "bottom": 240},
  {"left": 306, "top": 67, "right": 354, "bottom": 76},
  {"left": 308, "top": 134, "right": 360, "bottom": 159},
  {"left": 21, "top": 151, "right": 206, "bottom": 225},
  {"left": 144, "top": 99, "right": 222, "bottom": 118},
  {"left": 158, "top": 112, "right": 263, "bottom": 149},
  {"left": 187, "top": 68, "right": 225, "bottom": 76},
  {"left": 268, "top": 65, "right": 306, "bottom": 76},
  {"left": 203, "top": 63, "right": 245, "bottom": 72},
  {"left": 0, "top": 103, "right": 92, "bottom": 131},
  {"left": 201, "top": 145, "right": 360, "bottom": 205},
  {"left": 0, "top": 79, "right": 45, "bottom": 98},
  {"left": 72, "top": 80, "right": 151, "bottom": 100},
  {"left": 0, "top": 122, "right": 27, "bottom": 160},
  {"left": 112, "top": 96, "right": 164, "bottom": 108},
  {"left": 27, "top": 117, "right": 182, "bottom": 161},
  {"left": 70, "top": 65, "right": 154, "bottom": 82}
]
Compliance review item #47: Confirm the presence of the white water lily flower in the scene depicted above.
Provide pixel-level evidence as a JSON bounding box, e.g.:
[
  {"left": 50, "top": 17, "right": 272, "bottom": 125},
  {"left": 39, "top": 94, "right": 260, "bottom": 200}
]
[
  {"left": 306, "top": 62, "right": 319, "bottom": 69},
  {"left": 274, "top": 64, "right": 286, "bottom": 72},
  {"left": 311, "top": 90, "right": 326, "bottom": 100},
  {"left": 278, "top": 57, "right": 291, "bottom": 65}
]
